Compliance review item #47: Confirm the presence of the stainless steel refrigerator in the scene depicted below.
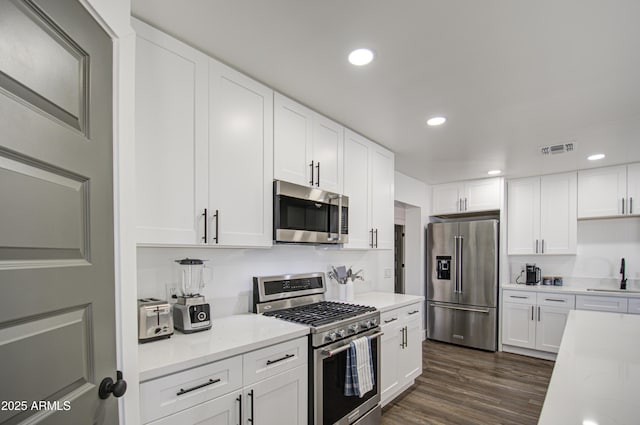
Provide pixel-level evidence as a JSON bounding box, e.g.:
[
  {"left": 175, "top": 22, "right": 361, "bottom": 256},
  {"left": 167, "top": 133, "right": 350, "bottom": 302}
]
[{"left": 427, "top": 219, "right": 498, "bottom": 351}]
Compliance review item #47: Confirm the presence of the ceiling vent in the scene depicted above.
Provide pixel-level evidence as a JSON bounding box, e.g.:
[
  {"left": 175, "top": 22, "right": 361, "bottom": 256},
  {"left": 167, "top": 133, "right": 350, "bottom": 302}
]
[{"left": 540, "top": 142, "right": 575, "bottom": 156}]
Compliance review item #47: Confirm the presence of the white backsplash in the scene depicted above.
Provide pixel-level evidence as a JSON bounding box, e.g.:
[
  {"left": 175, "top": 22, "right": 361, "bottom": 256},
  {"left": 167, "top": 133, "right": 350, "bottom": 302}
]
[
  {"left": 137, "top": 245, "right": 394, "bottom": 317},
  {"left": 508, "top": 217, "right": 640, "bottom": 288}
]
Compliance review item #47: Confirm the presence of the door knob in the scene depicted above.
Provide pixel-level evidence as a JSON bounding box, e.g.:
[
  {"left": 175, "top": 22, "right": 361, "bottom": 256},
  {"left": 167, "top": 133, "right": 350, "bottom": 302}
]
[{"left": 99, "top": 370, "right": 127, "bottom": 399}]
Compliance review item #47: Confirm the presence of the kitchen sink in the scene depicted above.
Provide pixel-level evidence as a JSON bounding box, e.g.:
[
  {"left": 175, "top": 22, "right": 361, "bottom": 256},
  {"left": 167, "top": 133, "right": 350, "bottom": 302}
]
[{"left": 586, "top": 288, "right": 640, "bottom": 294}]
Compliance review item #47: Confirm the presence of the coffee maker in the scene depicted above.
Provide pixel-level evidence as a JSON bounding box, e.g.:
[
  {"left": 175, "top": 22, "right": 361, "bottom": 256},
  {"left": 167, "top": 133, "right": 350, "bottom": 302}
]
[
  {"left": 173, "top": 258, "right": 212, "bottom": 333},
  {"left": 525, "top": 264, "right": 541, "bottom": 285}
]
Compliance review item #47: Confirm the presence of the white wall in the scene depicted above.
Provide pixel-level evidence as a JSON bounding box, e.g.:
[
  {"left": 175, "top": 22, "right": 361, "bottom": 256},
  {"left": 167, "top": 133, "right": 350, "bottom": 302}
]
[
  {"left": 138, "top": 246, "right": 393, "bottom": 316},
  {"left": 508, "top": 217, "right": 640, "bottom": 288}
]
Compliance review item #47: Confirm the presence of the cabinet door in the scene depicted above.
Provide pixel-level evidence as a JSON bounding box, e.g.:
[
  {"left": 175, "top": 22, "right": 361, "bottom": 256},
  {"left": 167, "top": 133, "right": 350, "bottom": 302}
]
[
  {"left": 502, "top": 302, "right": 536, "bottom": 349},
  {"left": 535, "top": 306, "right": 570, "bottom": 353},
  {"left": 431, "top": 183, "right": 461, "bottom": 215},
  {"left": 134, "top": 20, "right": 208, "bottom": 244},
  {"left": 627, "top": 163, "right": 640, "bottom": 216},
  {"left": 273, "top": 93, "right": 313, "bottom": 187},
  {"left": 312, "top": 113, "right": 343, "bottom": 193},
  {"left": 507, "top": 177, "right": 540, "bottom": 255},
  {"left": 399, "top": 312, "right": 422, "bottom": 382},
  {"left": 148, "top": 390, "right": 241, "bottom": 425},
  {"left": 464, "top": 178, "right": 500, "bottom": 212},
  {"left": 343, "top": 130, "right": 372, "bottom": 249},
  {"left": 209, "top": 60, "right": 273, "bottom": 247},
  {"left": 371, "top": 146, "right": 395, "bottom": 249},
  {"left": 578, "top": 165, "right": 627, "bottom": 218},
  {"left": 539, "top": 172, "right": 577, "bottom": 254},
  {"left": 245, "top": 365, "right": 307, "bottom": 425},
  {"left": 380, "top": 315, "right": 402, "bottom": 406}
]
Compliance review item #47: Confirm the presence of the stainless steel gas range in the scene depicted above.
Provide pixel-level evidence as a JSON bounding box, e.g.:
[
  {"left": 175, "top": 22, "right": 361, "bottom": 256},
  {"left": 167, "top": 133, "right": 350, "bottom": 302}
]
[{"left": 253, "top": 272, "right": 382, "bottom": 425}]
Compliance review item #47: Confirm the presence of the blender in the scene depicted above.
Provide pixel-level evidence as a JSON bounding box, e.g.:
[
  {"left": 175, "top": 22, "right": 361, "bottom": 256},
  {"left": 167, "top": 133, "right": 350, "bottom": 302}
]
[{"left": 173, "top": 258, "right": 212, "bottom": 333}]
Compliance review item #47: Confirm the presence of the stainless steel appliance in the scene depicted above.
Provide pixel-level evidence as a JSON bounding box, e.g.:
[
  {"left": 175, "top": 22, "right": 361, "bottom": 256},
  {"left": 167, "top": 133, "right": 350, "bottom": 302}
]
[
  {"left": 526, "top": 264, "right": 541, "bottom": 285},
  {"left": 138, "top": 298, "right": 173, "bottom": 342},
  {"left": 173, "top": 258, "right": 211, "bottom": 333},
  {"left": 253, "top": 272, "right": 381, "bottom": 425},
  {"left": 273, "top": 180, "right": 349, "bottom": 244},
  {"left": 427, "top": 219, "right": 499, "bottom": 351}
]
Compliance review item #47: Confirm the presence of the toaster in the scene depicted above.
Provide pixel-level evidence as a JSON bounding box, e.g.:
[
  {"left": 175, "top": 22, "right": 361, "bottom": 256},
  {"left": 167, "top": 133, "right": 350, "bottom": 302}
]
[{"left": 138, "top": 298, "right": 173, "bottom": 343}]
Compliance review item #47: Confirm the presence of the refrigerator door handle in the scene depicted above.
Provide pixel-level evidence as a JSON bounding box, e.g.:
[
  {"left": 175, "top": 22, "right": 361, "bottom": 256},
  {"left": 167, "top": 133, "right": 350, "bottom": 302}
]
[
  {"left": 453, "top": 236, "right": 459, "bottom": 293},
  {"left": 458, "top": 236, "right": 463, "bottom": 294},
  {"left": 429, "top": 303, "right": 490, "bottom": 314}
]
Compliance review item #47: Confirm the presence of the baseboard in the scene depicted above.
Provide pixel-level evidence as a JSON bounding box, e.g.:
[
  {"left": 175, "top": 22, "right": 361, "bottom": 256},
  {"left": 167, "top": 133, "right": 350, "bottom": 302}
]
[
  {"left": 502, "top": 344, "right": 557, "bottom": 361},
  {"left": 381, "top": 380, "right": 416, "bottom": 407}
]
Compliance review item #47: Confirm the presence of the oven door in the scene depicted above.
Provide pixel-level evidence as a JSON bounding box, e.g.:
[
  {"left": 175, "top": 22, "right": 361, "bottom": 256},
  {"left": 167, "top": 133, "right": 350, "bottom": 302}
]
[
  {"left": 313, "top": 328, "right": 382, "bottom": 425},
  {"left": 274, "top": 180, "right": 348, "bottom": 244}
]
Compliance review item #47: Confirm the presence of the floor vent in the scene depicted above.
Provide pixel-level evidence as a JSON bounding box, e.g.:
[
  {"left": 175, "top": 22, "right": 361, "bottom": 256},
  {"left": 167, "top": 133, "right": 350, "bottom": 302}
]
[{"left": 541, "top": 142, "right": 575, "bottom": 155}]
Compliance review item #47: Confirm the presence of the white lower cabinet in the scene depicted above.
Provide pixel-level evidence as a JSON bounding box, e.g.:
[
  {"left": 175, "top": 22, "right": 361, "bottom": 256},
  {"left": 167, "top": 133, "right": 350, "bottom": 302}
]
[
  {"left": 576, "top": 295, "right": 628, "bottom": 313},
  {"left": 628, "top": 298, "right": 640, "bottom": 314},
  {"left": 502, "top": 291, "right": 574, "bottom": 354},
  {"left": 380, "top": 302, "right": 422, "bottom": 406},
  {"left": 140, "top": 337, "right": 307, "bottom": 425}
]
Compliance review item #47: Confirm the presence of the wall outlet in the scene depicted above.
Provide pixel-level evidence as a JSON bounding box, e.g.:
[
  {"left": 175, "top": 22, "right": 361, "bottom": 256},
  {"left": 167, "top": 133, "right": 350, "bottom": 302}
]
[
  {"left": 165, "top": 284, "right": 179, "bottom": 302},
  {"left": 384, "top": 268, "right": 393, "bottom": 278}
]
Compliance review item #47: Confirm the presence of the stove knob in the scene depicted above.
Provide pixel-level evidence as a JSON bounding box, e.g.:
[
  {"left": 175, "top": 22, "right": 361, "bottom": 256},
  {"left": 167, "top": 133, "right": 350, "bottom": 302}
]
[
  {"left": 337, "top": 329, "right": 346, "bottom": 338},
  {"left": 348, "top": 323, "right": 359, "bottom": 333},
  {"left": 326, "top": 332, "right": 337, "bottom": 342},
  {"left": 364, "top": 320, "right": 372, "bottom": 329},
  {"left": 371, "top": 318, "right": 378, "bottom": 326}
]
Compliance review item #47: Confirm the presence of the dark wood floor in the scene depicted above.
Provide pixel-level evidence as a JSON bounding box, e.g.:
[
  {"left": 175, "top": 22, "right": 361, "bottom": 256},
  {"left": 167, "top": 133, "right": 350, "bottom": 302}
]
[{"left": 381, "top": 340, "right": 554, "bottom": 425}]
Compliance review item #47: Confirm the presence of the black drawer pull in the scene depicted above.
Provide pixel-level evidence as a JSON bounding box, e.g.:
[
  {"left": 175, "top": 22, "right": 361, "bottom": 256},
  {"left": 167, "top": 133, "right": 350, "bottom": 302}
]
[
  {"left": 545, "top": 298, "right": 565, "bottom": 302},
  {"left": 408, "top": 310, "right": 420, "bottom": 315},
  {"left": 509, "top": 295, "right": 528, "bottom": 299},
  {"left": 266, "top": 353, "right": 294, "bottom": 366},
  {"left": 384, "top": 317, "right": 398, "bottom": 323},
  {"left": 176, "top": 378, "right": 221, "bottom": 396}
]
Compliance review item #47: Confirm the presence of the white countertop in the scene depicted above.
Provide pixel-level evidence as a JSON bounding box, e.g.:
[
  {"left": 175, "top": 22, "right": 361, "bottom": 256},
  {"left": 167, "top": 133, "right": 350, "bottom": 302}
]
[
  {"left": 345, "top": 291, "right": 424, "bottom": 312},
  {"left": 539, "top": 310, "right": 640, "bottom": 425},
  {"left": 138, "top": 314, "right": 309, "bottom": 381},
  {"left": 502, "top": 283, "right": 640, "bottom": 298}
]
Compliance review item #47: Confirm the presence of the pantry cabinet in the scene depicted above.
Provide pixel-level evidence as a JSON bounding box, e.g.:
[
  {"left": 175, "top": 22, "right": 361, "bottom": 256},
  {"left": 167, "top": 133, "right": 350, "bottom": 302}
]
[
  {"left": 273, "top": 93, "right": 343, "bottom": 193},
  {"left": 380, "top": 302, "right": 422, "bottom": 406},
  {"left": 431, "top": 178, "right": 500, "bottom": 215},
  {"left": 134, "top": 19, "right": 273, "bottom": 247},
  {"left": 343, "top": 130, "right": 394, "bottom": 249},
  {"left": 502, "top": 291, "right": 574, "bottom": 354},
  {"left": 578, "top": 163, "right": 640, "bottom": 218},
  {"left": 507, "top": 172, "right": 577, "bottom": 255}
]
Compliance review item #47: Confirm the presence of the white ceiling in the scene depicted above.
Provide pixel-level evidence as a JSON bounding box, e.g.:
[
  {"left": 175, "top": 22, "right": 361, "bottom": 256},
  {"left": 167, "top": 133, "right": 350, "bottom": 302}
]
[{"left": 131, "top": 0, "right": 640, "bottom": 184}]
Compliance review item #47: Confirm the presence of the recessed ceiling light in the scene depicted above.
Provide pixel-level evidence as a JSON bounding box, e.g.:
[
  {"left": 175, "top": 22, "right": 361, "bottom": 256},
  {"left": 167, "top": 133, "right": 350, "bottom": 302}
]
[
  {"left": 348, "top": 48, "right": 374, "bottom": 66},
  {"left": 427, "top": 116, "right": 447, "bottom": 126},
  {"left": 582, "top": 420, "right": 598, "bottom": 425},
  {"left": 487, "top": 170, "right": 502, "bottom": 175},
  {"left": 587, "top": 153, "right": 605, "bottom": 161}
]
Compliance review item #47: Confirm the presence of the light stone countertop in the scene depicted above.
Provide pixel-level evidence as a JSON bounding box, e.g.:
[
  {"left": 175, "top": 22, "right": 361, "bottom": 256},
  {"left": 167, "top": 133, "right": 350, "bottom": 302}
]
[
  {"left": 538, "top": 310, "right": 640, "bottom": 425},
  {"left": 502, "top": 283, "right": 640, "bottom": 298},
  {"left": 138, "top": 314, "right": 309, "bottom": 381},
  {"left": 330, "top": 291, "right": 425, "bottom": 312}
]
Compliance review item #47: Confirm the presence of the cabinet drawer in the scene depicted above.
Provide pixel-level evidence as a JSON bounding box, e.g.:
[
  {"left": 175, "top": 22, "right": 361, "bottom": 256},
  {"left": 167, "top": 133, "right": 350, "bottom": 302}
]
[
  {"left": 140, "top": 355, "right": 242, "bottom": 424},
  {"left": 628, "top": 298, "right": 640, "bottom": 314},
  {"left": 536, "top": 293, "right": 575, "bottom": 308},
  {"left": 503, "top": 290, "right": 536, "bottom": 304},
  {"left": 243, "top": 336, "right": 307, "bottom": 386},
  {"left": 380, "top": 303, "right": 421, "bottom": 327},
  {"left": 576, "top": 295, "right": 628, "bottom": 313}
]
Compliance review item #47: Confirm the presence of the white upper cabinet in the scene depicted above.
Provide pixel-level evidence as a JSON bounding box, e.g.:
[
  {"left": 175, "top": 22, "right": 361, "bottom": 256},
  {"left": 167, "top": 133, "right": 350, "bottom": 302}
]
[
  {"left": 578, "top": 165, "right": 627, "bottom": 218},
  {"left": 507, "top": 172, "right": 577, "bottom": 255},
  {"left": 274, "top": 93, "right": 343, "bottom": 193},
  {"left": 134, "top": 19, "right": 208, "bottom": 245},
  {"left": 134, "top": 19, "right": 273, "bottom": 246},
  {"left": 208, "top": 60, "right": 273, "bottom": 247},
  {"left": 628, "top": 163, "right": 640, "bottom": 216},
  {"left": 431, "top": 178, "right": 500, "bottom": 215},
  {"left": 343, "top": 130, "right": 394, "bottom": 249}
]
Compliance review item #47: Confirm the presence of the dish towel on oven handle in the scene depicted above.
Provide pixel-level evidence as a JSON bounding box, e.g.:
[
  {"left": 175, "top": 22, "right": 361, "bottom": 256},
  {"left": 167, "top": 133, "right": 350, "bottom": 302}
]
[{"left": 344, "top": 336, "right": 374, "bottom": 397}]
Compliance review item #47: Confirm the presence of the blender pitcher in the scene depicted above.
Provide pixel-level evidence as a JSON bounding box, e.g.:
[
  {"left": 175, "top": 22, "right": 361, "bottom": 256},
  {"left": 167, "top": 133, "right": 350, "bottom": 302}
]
[{"left": 175, "top": 258, "right": 209, "bottom": 296}]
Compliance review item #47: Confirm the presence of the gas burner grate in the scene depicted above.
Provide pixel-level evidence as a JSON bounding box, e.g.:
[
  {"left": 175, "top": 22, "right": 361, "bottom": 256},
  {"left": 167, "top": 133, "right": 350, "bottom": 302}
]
[{"left": 263, "top": 301, "right": 376, "bottom": 327}]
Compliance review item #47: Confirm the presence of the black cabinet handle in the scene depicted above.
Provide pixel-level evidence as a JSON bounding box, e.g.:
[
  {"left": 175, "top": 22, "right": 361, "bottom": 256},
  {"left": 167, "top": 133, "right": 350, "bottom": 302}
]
[
  {"left": 248, "top": 390, "right": 254, "bottom": 423},
  {"left": 315, "top": 162, "right": 320, "bottom": 186},
  {"left": 631, "top": 197, "right": 634, "bottom": 215},
  {"left": 538, "top": 306, "right": 541, "bottom": 322},
  {"left": 236, "top": 394, "right": 242, "bottom": 425},
  {"left": 213, "top": 209, "right": 219, "bottom": 244},
  {"left": 176, "top": 378, "right": 221, "bottom": 396},
  {"left": 266, "top": 353, "right": 294, "bottom": 366},
  {"left": 202, "top": 208, "right": 208, "bottom": 243},
  {"left": 309, "top": 161, "right": 314, "bottom": 186},
  {"left": 384, "top": 317, "right": 398, "bottom": 323},
  {"left": 622, "top": 197, "right": 625, "bottom": 214},
  {"left": 370, "top": 228, "right": 374, "bottom": 248},
  {"left": 408, "top": 310, "right": 420, "bottom": 315},
  {"left": 374, "top": 228, "right": 378, "bottom": 248}
]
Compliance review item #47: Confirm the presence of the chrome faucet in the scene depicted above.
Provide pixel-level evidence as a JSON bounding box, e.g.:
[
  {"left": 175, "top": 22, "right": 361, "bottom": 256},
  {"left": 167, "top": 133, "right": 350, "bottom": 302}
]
[{"left": 620, "top": 258, "right": 627, "bottom": 290}]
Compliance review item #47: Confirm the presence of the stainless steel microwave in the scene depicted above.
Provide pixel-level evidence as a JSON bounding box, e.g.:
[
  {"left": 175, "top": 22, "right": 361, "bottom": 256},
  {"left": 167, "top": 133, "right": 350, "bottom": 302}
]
[{"left": 273, "top": 180, "right": 349, "bottom": 244}]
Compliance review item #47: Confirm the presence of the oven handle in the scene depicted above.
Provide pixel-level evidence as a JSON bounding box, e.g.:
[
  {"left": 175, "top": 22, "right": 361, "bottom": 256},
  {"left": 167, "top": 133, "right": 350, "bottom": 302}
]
[{"left": 320, "top": 331, "right": 384, "bottom": 357}]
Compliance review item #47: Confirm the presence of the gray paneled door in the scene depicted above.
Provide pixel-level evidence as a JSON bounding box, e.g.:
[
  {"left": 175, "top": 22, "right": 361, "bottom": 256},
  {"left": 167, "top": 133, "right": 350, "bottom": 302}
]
[{"left": 0, "top": 0, "right": 118, "bottom": 424}]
